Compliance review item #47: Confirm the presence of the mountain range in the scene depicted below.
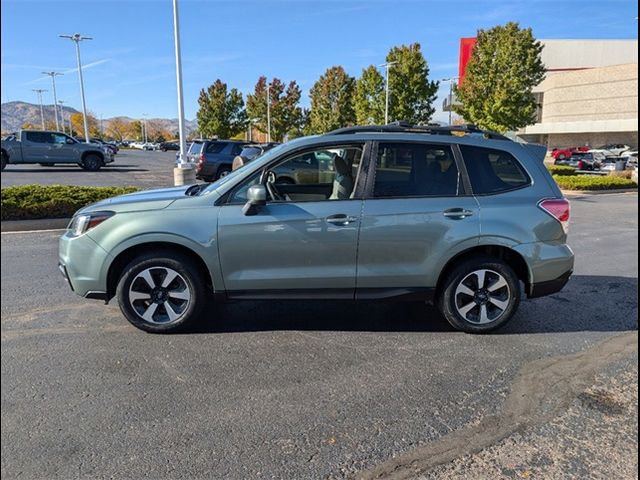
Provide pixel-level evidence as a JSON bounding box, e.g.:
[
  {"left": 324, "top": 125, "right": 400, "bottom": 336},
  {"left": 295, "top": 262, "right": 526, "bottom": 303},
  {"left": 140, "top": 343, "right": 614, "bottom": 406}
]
[{"left": 1, "top": 101, "right": 197, "bottom": 135}]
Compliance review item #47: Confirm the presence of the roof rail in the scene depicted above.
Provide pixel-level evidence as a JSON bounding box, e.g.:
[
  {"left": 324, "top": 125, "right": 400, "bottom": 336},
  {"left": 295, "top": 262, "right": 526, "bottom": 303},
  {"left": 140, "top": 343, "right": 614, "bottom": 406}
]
[{"left": 325, "top": 121, "right": 512, "bottom": 141}]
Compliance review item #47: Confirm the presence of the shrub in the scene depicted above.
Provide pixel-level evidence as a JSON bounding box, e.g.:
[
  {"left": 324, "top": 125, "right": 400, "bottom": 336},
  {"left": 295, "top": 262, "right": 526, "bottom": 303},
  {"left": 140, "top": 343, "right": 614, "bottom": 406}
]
[
  {"left": 608, "top": 170, "right": 633, "bottom": 179},
  {"left": 1, "top": 184, "right": 139, "bottom": 220},
  {"left": 546, "top": 165, "right": 577, "bottom": 176},
  {"left": 553, "top": 175, "right": 638, "bottom": 191}
]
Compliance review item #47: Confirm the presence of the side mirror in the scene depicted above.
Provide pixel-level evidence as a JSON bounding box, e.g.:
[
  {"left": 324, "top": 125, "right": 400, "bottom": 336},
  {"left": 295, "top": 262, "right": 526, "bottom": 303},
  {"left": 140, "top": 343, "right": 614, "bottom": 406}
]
[{"left": 242, "top": 184, "right": 267, "bottom": 216}]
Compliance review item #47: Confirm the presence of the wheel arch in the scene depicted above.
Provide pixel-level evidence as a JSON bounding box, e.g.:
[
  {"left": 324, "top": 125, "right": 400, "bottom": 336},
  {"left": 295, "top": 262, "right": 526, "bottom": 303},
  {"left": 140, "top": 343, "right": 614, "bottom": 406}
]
[
  {"left": 106, "top": 241, "right": 213, "bottom": 302},
  {"left": 81, "top": 149, "right": 105, "bottom": 163}
]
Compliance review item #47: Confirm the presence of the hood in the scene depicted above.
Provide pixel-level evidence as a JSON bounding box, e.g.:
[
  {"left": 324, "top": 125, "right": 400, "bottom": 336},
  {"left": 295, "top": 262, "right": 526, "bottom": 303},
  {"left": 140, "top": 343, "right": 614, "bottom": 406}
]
[{"left": 78, "top": 185, "right": 192, "bottom": 215}]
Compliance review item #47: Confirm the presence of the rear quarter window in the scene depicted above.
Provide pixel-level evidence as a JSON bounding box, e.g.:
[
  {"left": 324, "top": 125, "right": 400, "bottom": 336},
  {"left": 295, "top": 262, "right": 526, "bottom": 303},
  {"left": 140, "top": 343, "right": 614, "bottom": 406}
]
[
  {"left": 459, "top": 145, "right": 530, "bottom": 195},
  {"left": 206, "top": 142, "right": 226, "bottom": 154}
]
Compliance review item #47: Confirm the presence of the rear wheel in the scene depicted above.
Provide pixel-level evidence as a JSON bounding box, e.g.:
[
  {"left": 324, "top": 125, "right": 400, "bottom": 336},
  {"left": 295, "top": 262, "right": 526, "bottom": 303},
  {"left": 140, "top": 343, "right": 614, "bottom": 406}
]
[
  {"left": 1, "top": 152, "right": 7, "bottom": 170},
  {"left": 438, "top": 256, "right": 520, "bottom": 333},
  {"left": 116, "top": 252, "right": 206, "bottom": 333},
  {"left": 81, "top": 154, "right": 102, "bottom": 171},
  {"left": 216, "top": 166, "right": 232, "bottom": 179}
]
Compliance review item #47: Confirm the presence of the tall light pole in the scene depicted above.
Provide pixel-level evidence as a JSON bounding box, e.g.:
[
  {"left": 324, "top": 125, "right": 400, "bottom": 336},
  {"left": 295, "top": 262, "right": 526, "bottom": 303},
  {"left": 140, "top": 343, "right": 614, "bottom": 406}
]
[
  {"left": 42, "top": 71, "right": 63, "bottom": 130},
  {"left": 142, "top": 114, "right": 148, "bottom": 143},
  {"left": 58, "top": 100, "right": 66, "bottom": 134},
  {"left": 440, "top": 77, "right": 459, "bottom": 125},
  {"left": 266, "top": 81, "right": 271, "bottom": 143},
  {"left": 32, "top": 89, "right": 47, "bottom": 130},
  {"left": 60, "top": 33, "right": 92, "bottom": 143},
  {"left": 379, "top": 61, "right": 397, "bottom": 124}
]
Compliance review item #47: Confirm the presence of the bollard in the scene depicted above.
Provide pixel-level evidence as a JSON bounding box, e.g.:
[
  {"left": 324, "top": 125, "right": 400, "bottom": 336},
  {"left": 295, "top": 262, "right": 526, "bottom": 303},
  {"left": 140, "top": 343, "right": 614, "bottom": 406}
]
[{"left": 174, "top": 163, "right": 196, "bottom": 186}]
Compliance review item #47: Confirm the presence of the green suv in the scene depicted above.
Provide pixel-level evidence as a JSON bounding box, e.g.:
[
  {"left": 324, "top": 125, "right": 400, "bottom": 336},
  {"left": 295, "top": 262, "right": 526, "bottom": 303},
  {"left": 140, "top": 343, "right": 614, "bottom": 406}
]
[{"left": 59, "top": 124, "right": 574, "bottom": 333}]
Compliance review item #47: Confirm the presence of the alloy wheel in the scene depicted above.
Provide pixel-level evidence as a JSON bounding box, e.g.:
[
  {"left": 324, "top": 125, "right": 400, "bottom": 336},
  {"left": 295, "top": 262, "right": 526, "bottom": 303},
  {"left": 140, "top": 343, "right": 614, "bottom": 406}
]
[
  {"left": 454, "top": 269, "right": 511, "bottom": 324},
  {"left": 128, "top": 267, "right": 191, "bottom": 324}
]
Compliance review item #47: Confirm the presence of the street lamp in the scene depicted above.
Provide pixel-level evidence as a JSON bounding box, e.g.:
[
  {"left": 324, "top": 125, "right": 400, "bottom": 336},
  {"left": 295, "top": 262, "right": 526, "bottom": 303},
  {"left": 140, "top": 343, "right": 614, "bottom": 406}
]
[
  {"left": 141, "top": 114, "right": 148, "bottom": 143},
  {"left": 42, "top": 72, "right": 63, "bottom": 130},
  {"left": 266, "top": 81, "right": 271, "bottom": 143},
  {"left": 32, "top": 89, "right": 47, "bottom": 130},
  {"left": 60, "top": 33, "right": 92, "bottom": 143},
  {"left": 440, "top": 77, "right": 459, "bottom": 125},
  {"left": 58, "top": 100, "right": 66, "bottom": 134},
  {"left": 378, "top": 61, "right": 397, "bottom": 124}
]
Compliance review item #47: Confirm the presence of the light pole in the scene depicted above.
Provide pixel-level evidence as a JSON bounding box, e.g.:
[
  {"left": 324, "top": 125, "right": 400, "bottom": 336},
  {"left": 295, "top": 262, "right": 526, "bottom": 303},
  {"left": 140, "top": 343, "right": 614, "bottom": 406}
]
[
  {"left": 379, "top": 61, "right": 397, "bottom": 124},
  {"left": 142, "top": 114, "right": 148, "bottom": 143},
  {"left": 60, "top": 33, "right": 92, "bottom": 143},
  {"left": 58, "top": 100, "right": 66, "bottom": 134},
  {"left": 32, "top": 89, "right": 47, "bottom": 129},
  {"left": 42, "top": 71, "right": 63, "bottom": 130},
  {"left": 440, "top": 77, "right": 459, "bottom": 125},
  {"left": 266, "top": 81, "right": 271, "bottom": 143}
]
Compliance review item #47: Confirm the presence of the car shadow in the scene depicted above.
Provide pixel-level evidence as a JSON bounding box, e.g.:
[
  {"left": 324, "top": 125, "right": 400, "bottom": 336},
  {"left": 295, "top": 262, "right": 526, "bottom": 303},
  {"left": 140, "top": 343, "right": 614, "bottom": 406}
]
[
  {"left": 4, "top": 167, "right": 148, "bottom": 173},
  {"left": 187, "top": 275, "right": 638, "bottom": 335}
]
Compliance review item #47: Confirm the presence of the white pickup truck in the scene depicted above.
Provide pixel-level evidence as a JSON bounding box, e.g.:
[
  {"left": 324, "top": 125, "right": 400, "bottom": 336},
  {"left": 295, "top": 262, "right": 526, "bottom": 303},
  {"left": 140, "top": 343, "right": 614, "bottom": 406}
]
[{"left": 1, "top": 130, "right": 114, "bottom": 171}]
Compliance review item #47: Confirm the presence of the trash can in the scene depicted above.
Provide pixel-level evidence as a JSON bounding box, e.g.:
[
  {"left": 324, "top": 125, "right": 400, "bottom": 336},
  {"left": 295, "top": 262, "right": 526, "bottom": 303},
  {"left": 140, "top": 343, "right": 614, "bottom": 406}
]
[{"left": 615, "top": 160, "right": 627, "bottom": 171}]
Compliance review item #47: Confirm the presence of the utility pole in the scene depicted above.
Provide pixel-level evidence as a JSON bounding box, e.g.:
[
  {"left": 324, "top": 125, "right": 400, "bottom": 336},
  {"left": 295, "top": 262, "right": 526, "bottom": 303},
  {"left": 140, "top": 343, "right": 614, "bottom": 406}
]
[
  {"left": 379, "top": 61, "right": 397, "bottom": 124},
  {"left": 32, "top": 89, "right": 47, "bottom": 129},
  {"left": 266, "top": 82, "right": 271, "bottom": 143},
  {"left": 60, "top": 33, "right": 92, "bottom": 142},
  {"left": 440, "top": 77, "right": 460, "bottom": 125},
  {"left": 42, "top": 71, "right": 63, "bottom": 130}
]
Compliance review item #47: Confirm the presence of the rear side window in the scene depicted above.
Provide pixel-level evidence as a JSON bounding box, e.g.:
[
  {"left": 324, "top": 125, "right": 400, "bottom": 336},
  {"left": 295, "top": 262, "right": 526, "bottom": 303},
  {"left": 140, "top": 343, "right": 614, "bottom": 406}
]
[
  {"left": 25, "top": 132, "right": 51, "bottom": 143},
  {"left": 459, "top": 145, "right": 530, "bottom": 194},
  {"left": 231, "top": 144, "right": 244, "bottom": 156},
  {"left": 374, "top": 143, "right": 461, "bottom": 197},
  {"left": 206, "top": 142, "right": 226, "bottom": 154}
]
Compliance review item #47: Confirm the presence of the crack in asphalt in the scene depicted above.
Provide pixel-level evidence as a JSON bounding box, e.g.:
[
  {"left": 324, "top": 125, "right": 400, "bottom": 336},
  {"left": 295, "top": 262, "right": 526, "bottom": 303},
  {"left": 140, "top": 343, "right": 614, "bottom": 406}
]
[{"left": 354, "top": 331, "right": 638, "bottom": 480}]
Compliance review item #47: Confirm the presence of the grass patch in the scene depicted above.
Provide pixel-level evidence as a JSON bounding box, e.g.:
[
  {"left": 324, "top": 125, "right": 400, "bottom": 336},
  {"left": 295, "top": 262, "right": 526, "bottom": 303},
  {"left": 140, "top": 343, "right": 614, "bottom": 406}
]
[
  {"left": 546, "top": 165, "right": 577, "bottom": 176},
  {"left": 1, "top": 184, "right": 139, "bottom": 221},
  {"left": 553, "top": 175, "right": 637, "bottom": 191}
]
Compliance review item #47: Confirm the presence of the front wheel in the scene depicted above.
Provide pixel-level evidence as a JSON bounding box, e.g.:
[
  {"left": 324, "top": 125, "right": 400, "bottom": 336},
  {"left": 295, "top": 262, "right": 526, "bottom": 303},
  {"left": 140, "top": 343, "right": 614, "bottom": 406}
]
[
  {"left": 1, "top": 152, "right": 7, "bottom": 170},
  {"left": 438, "top": 256, "right": 521, "bottom": 333},
  {"left": 116, "top": 251, "right": 206, "bottom": 333},
  {"left": 81, "top": 154, "right": 103, "bottom": 171}
]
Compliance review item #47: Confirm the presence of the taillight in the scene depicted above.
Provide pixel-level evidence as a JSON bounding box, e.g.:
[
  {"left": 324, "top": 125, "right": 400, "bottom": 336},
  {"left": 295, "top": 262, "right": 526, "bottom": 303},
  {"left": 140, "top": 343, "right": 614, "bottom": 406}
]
[
  {"left": 577, "top": 160, "right": 584, "bottom": 170},
  {"left": 198, "top": 153, "right": 205, "bottom": 164},
  {"left": 539, "top": 198, "right": 570, "bottom": 234}
]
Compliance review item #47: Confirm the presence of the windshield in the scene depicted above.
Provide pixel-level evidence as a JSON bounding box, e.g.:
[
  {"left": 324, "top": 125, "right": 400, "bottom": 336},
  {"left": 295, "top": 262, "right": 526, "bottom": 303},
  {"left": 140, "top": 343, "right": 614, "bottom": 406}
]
[{"left": 200, "top": 142, "right": 291, "bottom": 195}]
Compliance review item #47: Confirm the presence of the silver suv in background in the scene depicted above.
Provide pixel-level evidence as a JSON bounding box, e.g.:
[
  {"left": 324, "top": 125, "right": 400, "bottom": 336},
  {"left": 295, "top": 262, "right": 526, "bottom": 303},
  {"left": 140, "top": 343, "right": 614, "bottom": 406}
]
[{"left": 59, "top": 123, "right": 574, "bottom": 334}]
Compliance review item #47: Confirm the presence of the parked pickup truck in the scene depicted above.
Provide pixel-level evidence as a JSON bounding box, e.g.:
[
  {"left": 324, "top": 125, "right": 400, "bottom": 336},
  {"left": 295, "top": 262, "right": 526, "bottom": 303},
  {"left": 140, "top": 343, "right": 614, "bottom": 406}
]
[{"left": 1, "top": 130, "right": 114, "bottom": 171}]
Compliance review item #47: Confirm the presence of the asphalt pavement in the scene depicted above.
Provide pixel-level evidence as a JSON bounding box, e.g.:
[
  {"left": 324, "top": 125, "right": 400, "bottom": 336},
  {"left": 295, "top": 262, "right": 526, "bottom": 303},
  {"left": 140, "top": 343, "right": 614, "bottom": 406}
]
[
  {"left": 1, "top": 149, "right": 181, "bottom": 189},
  {"left": 1, "top": 193, "right": 637, "bottom": 479}
]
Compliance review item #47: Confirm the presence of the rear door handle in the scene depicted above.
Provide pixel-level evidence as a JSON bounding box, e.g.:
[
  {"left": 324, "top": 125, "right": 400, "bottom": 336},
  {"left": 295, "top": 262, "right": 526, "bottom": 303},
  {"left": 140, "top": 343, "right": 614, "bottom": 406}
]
[
  {"left": 326, "top": 214, "right": 358, "bottom": 226},
  {"left": 443, "top": 208, "right": 474, "bottom": 219}
]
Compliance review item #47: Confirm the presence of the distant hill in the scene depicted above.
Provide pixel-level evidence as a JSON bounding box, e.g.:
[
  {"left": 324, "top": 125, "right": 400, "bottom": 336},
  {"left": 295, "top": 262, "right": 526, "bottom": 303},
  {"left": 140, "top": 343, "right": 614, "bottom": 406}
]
[{"left": 1, "top": 101, "right": 197, "bottom": 135}]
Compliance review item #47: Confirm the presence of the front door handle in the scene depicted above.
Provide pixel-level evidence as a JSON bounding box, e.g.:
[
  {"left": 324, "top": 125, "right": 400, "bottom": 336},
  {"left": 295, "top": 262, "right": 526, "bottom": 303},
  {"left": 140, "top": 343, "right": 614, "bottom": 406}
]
[
  {"left": 326, "top": 214, "right": 358, "bottom": 226},
  {"left": 443, "top": 208, "right": 474, "bottom": 219}
]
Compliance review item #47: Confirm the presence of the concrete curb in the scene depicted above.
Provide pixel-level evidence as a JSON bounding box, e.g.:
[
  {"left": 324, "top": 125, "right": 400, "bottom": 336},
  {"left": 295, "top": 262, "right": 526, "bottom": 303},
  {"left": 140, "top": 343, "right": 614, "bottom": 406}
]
[
  {"left": 1, "top": 218, "right": 70, "bottom": 233},
  {"left": 561, "top": 188, "right": 638, "bottom": 196}
]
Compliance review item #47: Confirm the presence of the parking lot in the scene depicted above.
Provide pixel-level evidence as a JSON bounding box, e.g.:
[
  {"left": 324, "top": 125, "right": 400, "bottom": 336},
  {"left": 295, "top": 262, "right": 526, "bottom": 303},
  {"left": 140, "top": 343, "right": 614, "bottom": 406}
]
[
  {"left": 1, "top": 192, "right": 637, "bottom": 478},
  {"left": 1, "top": 149, "right": 181, "bottom": 189}
]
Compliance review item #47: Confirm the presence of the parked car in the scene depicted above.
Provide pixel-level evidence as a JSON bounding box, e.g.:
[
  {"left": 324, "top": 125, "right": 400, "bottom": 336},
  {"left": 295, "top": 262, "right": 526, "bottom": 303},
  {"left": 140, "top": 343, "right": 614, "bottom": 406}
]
[
  {"left": 232, "top": 143, "right": 281, "bottom": 171},
  {"left": 550, "top": 146, "right": 589, "bottom": 160},
  {"left": 89, "top": 138, "right": 118, "bottom": 155},
  {"left": 596, "top": 144, "right": 632, "bottom": 156},
  {"left": 2, "top": 130, "right": 113, "bottom": 170},
  {"left": 160, "top": 141, "right": 179, "bottom": 151},
  {"left": 191, "top": 140, "right": 253, "bottom": 181},
  {"left": 599, "top": 157, "right": 628, "bottom": 172},
  {"left": 555, "top": 151, "right": 603, "bottom": 170},
  {"left": 59, "top": 123, "right": 574, "bottom": 334}
]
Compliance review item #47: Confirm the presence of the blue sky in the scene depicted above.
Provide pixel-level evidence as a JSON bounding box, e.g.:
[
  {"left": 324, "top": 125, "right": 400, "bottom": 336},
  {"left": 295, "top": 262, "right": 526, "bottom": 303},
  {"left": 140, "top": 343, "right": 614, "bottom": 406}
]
[{"left": 1, "top": 0, "right": 637, "bottom": 122}]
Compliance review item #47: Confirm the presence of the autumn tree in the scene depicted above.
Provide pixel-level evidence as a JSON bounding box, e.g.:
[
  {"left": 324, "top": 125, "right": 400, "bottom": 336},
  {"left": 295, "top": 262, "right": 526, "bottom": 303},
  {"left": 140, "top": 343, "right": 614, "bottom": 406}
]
[
  {"left": 246, "top": 77, "right": 303, "bottom": 141},
  {"left": 307, "top": 66, "right": 356, "bottom": 134},
  {"left": 385, "top": 43, "right": 439, "bottom": 125},
  {"left": 196, "top": 79, "right": 247, "bottom": 139},
  {"left": 354, "top": 65, "right": 385, "bottom": 125},
  {"left": 107, "top": 118, "right": 131, "bottom": 141},
  {"left": 70, "top": 112, "right": 100, "bottom": 138},
  {"left": 454, "top": 22, "right": 545, "bottom": 133}
]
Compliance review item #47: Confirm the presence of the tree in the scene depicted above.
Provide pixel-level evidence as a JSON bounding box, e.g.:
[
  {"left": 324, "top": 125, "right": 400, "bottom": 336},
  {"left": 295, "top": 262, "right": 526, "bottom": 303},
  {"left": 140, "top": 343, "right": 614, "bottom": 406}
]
[
  {"left": 196, "top": 79, "right": 247, "bottom": 139},
  {"left": 354, "top": 65, "right": 385, "bottom": 125},
  {"left": 107, "top": 118, "right": 131, "bottom": 141},
  {"left": 307, "top": 66, "right": 356, "bottom": 134},
  {"left": 385, "top": 43, "right": 439, "bottom": 125},
  {"left": 246, "top": 77, "right": 303, "bottom": 142},
  {"left": 70, "top": 112, "right": 100, "bottom": 138},
  {"left": 130, "top": 120, "right": 143, "bottom": 141},
  {"left": 454, "top": 22, "right": 545, "bottom": 133}
]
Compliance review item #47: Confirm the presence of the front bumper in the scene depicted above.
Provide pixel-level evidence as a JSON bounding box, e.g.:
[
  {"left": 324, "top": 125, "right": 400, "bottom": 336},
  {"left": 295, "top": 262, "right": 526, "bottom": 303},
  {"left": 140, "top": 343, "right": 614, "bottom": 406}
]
[{"left": 58, "top": 230, "right": 112, "bottom": 299}]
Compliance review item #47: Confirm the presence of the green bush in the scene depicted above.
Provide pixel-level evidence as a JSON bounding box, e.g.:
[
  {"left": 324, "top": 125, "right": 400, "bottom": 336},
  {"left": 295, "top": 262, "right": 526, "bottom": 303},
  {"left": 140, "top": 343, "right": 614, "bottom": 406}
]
[
  {"left": 1, "top": 184, "right": 139, "bottom": 220},
  {"left": 553, "top": 175, "right": 638, "bottom": 191},
  {"left": 546, "top": 165, "right": 577, "bottom": 176}
]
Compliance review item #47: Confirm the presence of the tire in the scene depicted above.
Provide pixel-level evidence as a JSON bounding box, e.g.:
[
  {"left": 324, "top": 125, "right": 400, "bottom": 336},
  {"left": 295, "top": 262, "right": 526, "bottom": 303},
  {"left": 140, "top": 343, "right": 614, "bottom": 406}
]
[
  {"left": 116, "top": 251, "right": 207, "bottom": 333},
  {"left": 39, "top": 163, "right": 55, "bottom": 167},
  {"left": 438, "top": 255, "right": 521, "bottom": 333},
  {"left": 81, "top": 154, "right": 102, "bottom": 171},
  {"left": 216, "top": 166, "right": 232, "bottom": 179},
  {"left": 1, "top": 152, "right": 7, "bottom": 171}
]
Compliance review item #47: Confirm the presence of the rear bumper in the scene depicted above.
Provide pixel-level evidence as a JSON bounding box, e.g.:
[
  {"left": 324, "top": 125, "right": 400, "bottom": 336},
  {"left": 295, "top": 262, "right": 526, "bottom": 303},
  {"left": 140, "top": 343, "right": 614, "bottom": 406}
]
[{"left": 528, "top": 270, "right": 572, "bottom": 298}]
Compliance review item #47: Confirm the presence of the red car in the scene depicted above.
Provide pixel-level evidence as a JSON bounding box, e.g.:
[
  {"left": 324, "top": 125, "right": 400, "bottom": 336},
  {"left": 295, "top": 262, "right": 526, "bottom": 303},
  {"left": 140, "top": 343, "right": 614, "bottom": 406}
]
[{"left": 550, "top": 146, "right": 590, "bottom": 160}]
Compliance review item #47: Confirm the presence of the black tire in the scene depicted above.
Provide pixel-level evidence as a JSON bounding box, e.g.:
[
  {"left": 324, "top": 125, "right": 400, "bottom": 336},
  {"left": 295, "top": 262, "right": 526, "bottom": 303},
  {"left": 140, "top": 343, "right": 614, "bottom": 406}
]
[
  {"left": 438, "top": 255, "right": 521, "bottom": 333},
  {"left": 1, "top": 152, "right": 7, "bottom": 170},
  {"left": 39, "top": 163, "right": 55, "bottom": 167},
  {"left": 216, "top": 166, "right": 232, "bottom": 179},
  {"left": 116, "top": 251, "right": 207, "bottom": 333},
  {"left": 81, "top": 154, "right": 103, "bottom": 171}
]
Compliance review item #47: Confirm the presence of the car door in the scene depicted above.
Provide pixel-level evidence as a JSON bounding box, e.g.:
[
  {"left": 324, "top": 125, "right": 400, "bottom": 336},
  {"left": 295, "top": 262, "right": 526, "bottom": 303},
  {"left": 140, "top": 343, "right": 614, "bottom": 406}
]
[
  {"left": 47, "top": 133, "right": 75, "bottom": 162},
  {"left": 356, "top": 141, "right": 480, "bottom": 297},
  {"left": 22, "top": 131, "right": 51, "bottom": 163},
  {"left": 217, "top": 143, "right": 368, "bottom": 297}
]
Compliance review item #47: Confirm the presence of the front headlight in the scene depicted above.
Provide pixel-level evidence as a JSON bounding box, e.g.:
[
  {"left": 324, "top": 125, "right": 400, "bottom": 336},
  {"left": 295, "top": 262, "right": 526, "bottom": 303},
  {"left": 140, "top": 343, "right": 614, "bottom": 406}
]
[{"left": 68, "top": 211, "right": 115, "bottom": 237}]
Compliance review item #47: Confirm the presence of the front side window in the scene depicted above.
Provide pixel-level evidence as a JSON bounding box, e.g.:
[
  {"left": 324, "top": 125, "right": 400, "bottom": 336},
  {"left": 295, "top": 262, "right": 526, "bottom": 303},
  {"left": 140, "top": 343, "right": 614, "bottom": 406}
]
[
  {"left": 51, "top": 133, "right": 68, "bottom": 144},
  {"left": 459, "top": 145, "right": 530, "bottom": 194},
  {"left": 373, "top": 143, "right": 460, "bottom": 198}
]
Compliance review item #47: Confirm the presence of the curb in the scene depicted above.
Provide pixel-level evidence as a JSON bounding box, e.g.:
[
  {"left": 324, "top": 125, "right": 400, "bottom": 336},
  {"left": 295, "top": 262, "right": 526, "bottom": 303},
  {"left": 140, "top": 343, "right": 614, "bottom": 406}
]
[
  {"left": 1, "top": 217, "right": 70, "bottom": 233},
  {"left": 561, "top": 188, "right": 638, "bottom": 196}
]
